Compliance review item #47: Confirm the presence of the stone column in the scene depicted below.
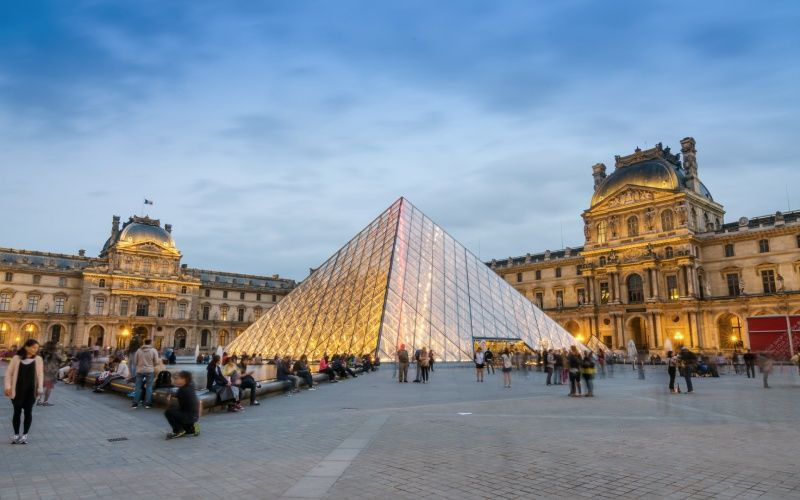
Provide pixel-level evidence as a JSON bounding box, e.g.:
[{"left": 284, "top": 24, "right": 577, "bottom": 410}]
[
  {"left": 649, "top": 313, "right": 658, "bottom": 348},
  {"left": 585, "top": 277, "right": 593, "bottom": 304},
  {"left": 610, "top": 272, "right": 617, "bottom": 302},
  {"left": 654, "top": 313, "right": 663, "bottom": 349},
  {"left": 651, "top": 268, "right": 661, "bottom": 300},
  {"left": 680, "top": 265, "right": 688, "bottom": 297},
  {"left": 688, "top": 312, "right": 699, "bottom": 347},
  {"left": 643, "top": 269, "right": 652, "bottom": 300}
]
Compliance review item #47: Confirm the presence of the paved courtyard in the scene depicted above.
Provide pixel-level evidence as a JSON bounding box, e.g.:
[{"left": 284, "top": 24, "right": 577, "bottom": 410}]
[{"left": 1, "top": 363, "right": 799, "bottom": 499}]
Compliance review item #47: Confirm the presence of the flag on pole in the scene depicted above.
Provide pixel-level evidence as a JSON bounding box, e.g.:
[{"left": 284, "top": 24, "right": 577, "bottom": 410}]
[{"left": 144, "top": 199, "right": 154, "bottom": 205}]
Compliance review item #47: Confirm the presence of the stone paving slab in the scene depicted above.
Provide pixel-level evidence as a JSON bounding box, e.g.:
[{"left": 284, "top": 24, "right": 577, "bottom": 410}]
[{"left": 0, "top": 364, "right": 798, "bottom": 499}]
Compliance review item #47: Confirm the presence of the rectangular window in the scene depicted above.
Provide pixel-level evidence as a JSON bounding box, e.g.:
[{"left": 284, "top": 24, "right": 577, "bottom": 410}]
[
  {"left": 576, "top": 265, "right": 582, "bottom": 276},
  {"left": 238, "top": 307, "right": 245, "bottom": 322},
  {"left": 202, "top": 306, "right": 210, "bottom": 320},
  {"left": 726, "top": 273, "right": 740, "bottom": 297},
  {"left": 555, "top": 290, "right": 564, "bottom": 308},
  {"left": 95, "top": 297, "right": 105, "bottom": 315},
  {"left": 99, "top": 279, "right": 105, "bottom": 288},
  {"left": 724, "top": 244, "right": 734, "bottom": 257},
  {"left": 256, "top": 293, "right": 261, "bottom": 301},
  {"left": 4, "top": 272, "right": 13, "bottom": 282},
  {"left": 58, "top": 277, "right": 67, "bottom": 287},
  {"left": 535, "top": 270, "right": 541, "bottom": 280},
  {"left": 666, "top": 275, "right": 679, "bottom": 301},
  {"left": 136, "top": 300, "right": 148, "bottom": 316},
  {"left": 26, "top": 296, "right": 39, "bottom": 312},
  {"left": 761, "top": 270, "right": 776, "bottom": 294},
  {"left": 577, "top": 288, "right": 586, "bottom": 305},
  {"left": 759, "top": 239, "right": 770, "bottom": 253},
  {"left": 254, "top": 308, "right": 262, "bottom": 319},
  {"left": 797, "top": 235, "right": 800, "bottom": 248},
  {"left": 181, "top": 286, "right": 187, "bottom": 294},
  {"left": 142, "top": 260, "right": 150, "bottom": 273},
  {"left": 600, "top": 282, "right": 610, "bottom": 304},
  {"left": 1, "top": 293, "right": 12, "bottom": 311},
  {"left": 240, "top": 292, "right": 245, "bottom": 300},
  {"left": 555, "top": 267, "right": 562, "bottom": 278},
  {"left": 54, "top": 296, "right": 65, "bottom": 314},
  {"left": 178, "top": 303, "right": 187, "bottom": 320},
  {"left": 535, "top": 292, "right": 544, "bottom": 309},
  {"left": 220, "top": 306, "right": 228, "bottom": 321},
  {"left": 272, "top": 294, "right": 277, "bottom": 302},
  {"left": 516, "top": 272, "right": 522, "bottom": 283},
  {"left": 223, "top": 291, "right": 228, "bottom": 299},
  {"left": 157, "top": 301, "right": 166, "bottom": 318},
  {"left": 204, "top": 289, "right": 210, "bottom": 297},
  {"left": 32, "top": 275, "right": 41, "bottom": 285},
  {"left": 120, "top": 299, "right": 129, "bottom": 316}
]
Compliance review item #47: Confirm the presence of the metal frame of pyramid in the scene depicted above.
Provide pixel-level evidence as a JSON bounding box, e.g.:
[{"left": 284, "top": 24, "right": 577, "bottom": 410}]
[{"left": 228, "top": 198, "right": 581, "bottom": 361}]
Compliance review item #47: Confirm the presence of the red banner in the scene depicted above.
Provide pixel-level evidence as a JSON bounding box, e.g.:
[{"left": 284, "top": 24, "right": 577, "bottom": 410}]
[{"left": 747, "top": 316, "right": 800, "bottom": 360}]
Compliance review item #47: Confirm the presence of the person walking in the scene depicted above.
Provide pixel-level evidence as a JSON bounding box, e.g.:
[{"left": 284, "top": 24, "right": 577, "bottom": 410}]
[
  {"left": 500, "top": 348, "right": 512, "bottom": 388},
  {"left": 545, "top": 349, "right": 554, "bottom": 385},
  {"left": 76, "top": 346, "right": 92, "bottom": 389},
  {"left": 581, "top": 352, "right": 596, "bottom": 397},
  {"left": 666, "top": 351, "right": 678, "bottom": 393},
  {"left": 5, "top": 339, "right": 44, "bottom": 444},
  {"left": 397, "top": 345, "right": 409, "bottom": 383},
  {"left": 131, "top": 339, "right": 160, "bottom": 408},
  {"left": 428, "top": 349, "right": 435, "bottom": 373},
  {"left": 38, "top": 341, "right": 62, "bottom": 406},
  {"left": 419, "top": 347, "right": 430, "bottom": 383},
  {"left": 164, "top": 371, "right": 200, "bottom": 439},
  {"left": 554, "top": 350, "right": 564, "bottom": 385},
  {"left": 679, "top": 347, "right": 697, "bottom": 394},
  {"left": 474, "top": 347, "right": 485, "bottom": 382},
  {"left": 743, "top": 349, "right": 756, "bottom": 379},
  {"left": 413, "top": 348, "right": 422, "bottom": 383},
  {"left": 567, "top": 346, "right": 582, "bottom": 397},
  {"left": 759, "top": 352, "right": 774, "bottom": 388},
  {"left": 484, "top": 348, "right": 495, "bottom": 375}
]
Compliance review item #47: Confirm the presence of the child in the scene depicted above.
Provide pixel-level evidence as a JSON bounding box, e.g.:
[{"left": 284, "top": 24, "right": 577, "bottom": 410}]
[{"left": 164, "top": 371, "right": 200, "bottom": 440}]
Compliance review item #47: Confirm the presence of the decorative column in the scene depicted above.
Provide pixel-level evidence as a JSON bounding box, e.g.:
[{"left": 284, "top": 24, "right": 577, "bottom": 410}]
[
  {"left": 654, "top": 313, "right": 663, "bottom": 348},
  {"left": 585, "top": 277, "right": 593, "bottom": 304},
  {"left": 688, "top": 312, "right": 699, "bottom": 347},
  {"left": 643, "top": 268, "right": 652, "bottom": 300},
  {"left": 651, "top": 268, "right": 661, "bottom": 300},
  {"left": 680, "top": 265, "right": 689, "bottom": 297}
]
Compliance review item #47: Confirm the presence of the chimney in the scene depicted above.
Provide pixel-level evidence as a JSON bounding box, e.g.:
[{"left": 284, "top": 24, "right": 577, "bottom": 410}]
[
  {"left": 165, "top": 223, "right": 172, "bottom": 234},
  {"left": 78, "top": 249, "right": 86, "bottom": 257},
  {"left": 111, "top": 215, "right": 120, "bottom": 240},
  {"left": 181, "top": 263, "right": 188, "bottom": 269},
  {"left": 592, "top": 163, "right": 607, "bottom": 192},
  {"left": 680, "top": 137, "right": 699, "bottom": 193}
]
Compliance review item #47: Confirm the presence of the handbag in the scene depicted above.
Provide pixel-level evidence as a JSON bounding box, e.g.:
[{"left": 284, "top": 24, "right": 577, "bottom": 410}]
[{"left": 216, "top": 385, "right": 239, "bottom": 403}]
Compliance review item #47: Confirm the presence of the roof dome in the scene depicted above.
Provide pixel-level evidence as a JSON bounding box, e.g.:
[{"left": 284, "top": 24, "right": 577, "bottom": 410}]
[
  {"left": 590, "top": 159, "right": 712, "bottom": 207},
  {"left": 119, "top": 220, "right": 175, "bottom": 247}
]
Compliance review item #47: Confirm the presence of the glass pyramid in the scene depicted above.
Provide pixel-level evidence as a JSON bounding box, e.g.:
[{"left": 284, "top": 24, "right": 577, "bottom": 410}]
[{"left": 228, "top": 198, "right": 580, "bottom": 361}]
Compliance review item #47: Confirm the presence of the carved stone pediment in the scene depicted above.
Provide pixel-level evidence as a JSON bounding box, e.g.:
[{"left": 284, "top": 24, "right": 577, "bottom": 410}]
[{"left": 605, "top": 188, "right": 656, "bottom": 208}]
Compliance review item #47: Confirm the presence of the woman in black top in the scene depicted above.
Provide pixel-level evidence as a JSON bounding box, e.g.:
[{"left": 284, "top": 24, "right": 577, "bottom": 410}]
[
  {"left": 165, "top": 371, "right": 199, "bottom": 439},
  {"left": 4, "top": 339, "right": 44, "bottom": 444},
  {"left": 567, "top": 346, "right": 582, "bottom": 397}
]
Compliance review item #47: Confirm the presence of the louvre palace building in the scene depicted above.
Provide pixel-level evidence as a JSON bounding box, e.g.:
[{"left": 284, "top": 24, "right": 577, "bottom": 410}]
[
  {"left": 0, "top": 215, "right": 295, "bottom": 352},
  {"left": 489, "top": 138, "right": 800, "bottom": 357}
]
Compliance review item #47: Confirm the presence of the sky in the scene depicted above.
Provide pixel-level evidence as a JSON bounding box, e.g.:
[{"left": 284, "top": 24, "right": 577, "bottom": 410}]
[{"left": 1, "top": 1, "right": 799, "bottom": 280}]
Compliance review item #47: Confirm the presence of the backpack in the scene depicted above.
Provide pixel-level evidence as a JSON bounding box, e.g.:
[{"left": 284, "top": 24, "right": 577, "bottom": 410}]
[{"left": 155, "top": 370, "right": 172, "bottom": 388}]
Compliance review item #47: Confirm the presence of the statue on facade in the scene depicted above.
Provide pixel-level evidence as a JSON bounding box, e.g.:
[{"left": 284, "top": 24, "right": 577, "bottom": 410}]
[
  {"left": 609, "top": 216, "right": 619, "bottom": 237},
  {"left": 584, "top": 223, "right": 591, "bottom": 241},
  {"left": 644, "top": 208, "right": 655, "bottom": 231},
  {"left": 677, "top": 203, "right": 688, "bottom": 226}
]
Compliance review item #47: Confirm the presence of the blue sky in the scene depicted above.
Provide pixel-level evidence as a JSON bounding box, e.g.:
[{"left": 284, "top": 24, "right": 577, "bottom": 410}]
[{"left": 1, "top": 1, "right": 798, "bottom": 279}]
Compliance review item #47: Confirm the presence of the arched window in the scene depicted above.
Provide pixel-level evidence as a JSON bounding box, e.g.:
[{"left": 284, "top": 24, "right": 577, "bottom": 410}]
[
  {"left": 661, "top": 210, "right": 674, "bottom": 231},
  {"left": 218, "top": 329, "right": 228, "bottom": 346},
  {"left": 627, "top": 216, "right": 639, "bottom": 237},
  {"left": 627, "top": 274, "right": 644, "bottom": 303},
  {"left": 174, "top": 328, "right": 187, "bottom": 349},
  {"left": 596, "top": 221, "right": 607, "bottom": 244}
]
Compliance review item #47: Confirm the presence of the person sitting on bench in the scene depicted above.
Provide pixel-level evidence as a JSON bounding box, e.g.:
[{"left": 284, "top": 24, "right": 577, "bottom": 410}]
[{"left": 293, "top": 355, "right": 316, "bottom": 390}]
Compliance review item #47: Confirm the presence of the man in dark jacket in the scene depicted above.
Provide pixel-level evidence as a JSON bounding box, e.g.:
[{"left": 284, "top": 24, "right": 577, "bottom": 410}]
[
  {"left": 679, "top": 347, "right": 697, "bottom": 393},
  {"left": 743, "top": 349, "right": 756, "bottom": 379},
  {"left": 277, "top": 357, "right": 300, "bottom": 393},
  {"left": 413, "top": 348, "right": 422, "bottom": 383}
]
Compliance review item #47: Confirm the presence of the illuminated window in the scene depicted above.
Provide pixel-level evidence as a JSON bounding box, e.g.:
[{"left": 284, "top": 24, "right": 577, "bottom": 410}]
[
  {"left": 218, "top": 330, "right": 228, "bottom": 345},
  {"left": 54, "top": 296, "right": 65, "bottom": 314},
  {"left": 178, "top": 303, "right": 187, "bottom": 320},
  {"left": 26, "top": 296, "right": 39, "bottom": 312},
  {"left": 666, "top": 275, "right": 679, "bottom": 301},
  {"left": 220, "top": 306, "right": 228, "bottom": 321},
  {"left": 596, "top": 220, "right": 607, "bottom": 244},
  {"left": 0, "top": 293, "right": 11, "bottom": 311},
  {"left": 761, "top": 270, "right": 776, "bottom": 293},
  {"left": 627, "top": 216, "right": 639, "bottom": 237},
  {"left": 758, "top": 239, "right": 769, "bottom": 253},
  {"left": 95, "top": 297, "right": 105, "bottom": 315},
  {"left": 661, "top": 210, "right": 674, "bottom": 231},
  {"left": 627, "top": 274, "right": 643, "bottom": 303}
]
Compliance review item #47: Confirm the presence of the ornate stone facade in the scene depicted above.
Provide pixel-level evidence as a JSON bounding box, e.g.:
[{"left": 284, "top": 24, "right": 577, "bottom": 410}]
[
  {"left": 0, "top": 215, "right": 295, "bottom": 351},
  {"left": 490, "top": 139, "right": 800, "bottom": 354}
]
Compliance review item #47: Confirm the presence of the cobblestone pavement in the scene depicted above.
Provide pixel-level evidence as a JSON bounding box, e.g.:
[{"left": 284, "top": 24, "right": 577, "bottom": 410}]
[{"left": 1, "top": 363, "right": 798, "bottom": 499}]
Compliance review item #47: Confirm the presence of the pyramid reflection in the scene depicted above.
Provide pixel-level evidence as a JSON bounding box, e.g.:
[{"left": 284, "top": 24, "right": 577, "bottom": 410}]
[{"left": 228, "top": 198, "right": 580, "bottom": 361}]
